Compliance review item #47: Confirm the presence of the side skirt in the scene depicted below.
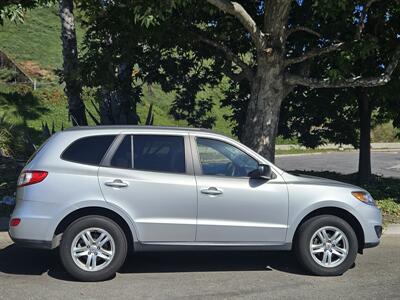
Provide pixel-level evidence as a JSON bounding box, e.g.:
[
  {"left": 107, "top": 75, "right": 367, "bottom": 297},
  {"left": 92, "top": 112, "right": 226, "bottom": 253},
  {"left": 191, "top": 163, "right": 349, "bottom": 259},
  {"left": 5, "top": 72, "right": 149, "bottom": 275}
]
[{"left": 133, "top": 241, "right": 292, "bottom": 252}]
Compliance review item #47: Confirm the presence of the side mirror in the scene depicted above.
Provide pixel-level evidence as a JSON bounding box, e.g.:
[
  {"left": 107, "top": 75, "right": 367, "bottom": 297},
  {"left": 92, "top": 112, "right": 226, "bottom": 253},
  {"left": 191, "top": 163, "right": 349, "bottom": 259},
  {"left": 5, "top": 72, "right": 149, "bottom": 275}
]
[{"left": 248, "top": 164, "right": 272, "bottom": 180}]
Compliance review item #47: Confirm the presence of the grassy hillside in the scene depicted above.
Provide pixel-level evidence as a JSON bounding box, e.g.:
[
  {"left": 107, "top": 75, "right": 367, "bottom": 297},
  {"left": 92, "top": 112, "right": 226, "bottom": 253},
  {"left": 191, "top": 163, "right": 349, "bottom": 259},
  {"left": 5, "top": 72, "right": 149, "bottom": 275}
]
[
  {"left": 0, "top": 6, "right": 84, "bottom": 71},
  {"left": 0, "top": 6, "right": 234, "bottom": 140}
]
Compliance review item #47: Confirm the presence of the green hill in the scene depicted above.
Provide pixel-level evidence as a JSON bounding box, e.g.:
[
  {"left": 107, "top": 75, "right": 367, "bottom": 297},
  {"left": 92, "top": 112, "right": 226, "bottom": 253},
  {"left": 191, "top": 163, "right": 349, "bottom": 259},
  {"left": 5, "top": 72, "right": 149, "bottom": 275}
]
[
  {"left": 0, "top": 6, "right": 69, "bottom": 70},
  {"left": 0, "top": 6, "right": 234, "bottom": 139}
]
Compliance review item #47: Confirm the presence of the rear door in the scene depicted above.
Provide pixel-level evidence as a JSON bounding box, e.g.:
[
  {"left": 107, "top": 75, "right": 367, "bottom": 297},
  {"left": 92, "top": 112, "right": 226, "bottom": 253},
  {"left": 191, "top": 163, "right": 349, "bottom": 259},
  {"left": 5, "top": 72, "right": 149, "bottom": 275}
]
[{"left": 98, "top": 133, "right": 197, "bottom": 242}]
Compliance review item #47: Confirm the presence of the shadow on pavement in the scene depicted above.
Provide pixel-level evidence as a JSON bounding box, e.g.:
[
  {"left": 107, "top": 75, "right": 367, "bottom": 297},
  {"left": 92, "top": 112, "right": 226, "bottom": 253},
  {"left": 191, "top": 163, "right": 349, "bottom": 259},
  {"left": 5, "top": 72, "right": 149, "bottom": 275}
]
[
  {"left": 0, "top": 244, "right": 64, "bottom": 276},
  {"left": 0, "top": 243, "right": 308, "bottom": 281},
  {"left": 0, "top": 218, "right": 9, "bottom": 232},
  {"left": 120, "top": 250, "right": 307, "bottom": 275}
]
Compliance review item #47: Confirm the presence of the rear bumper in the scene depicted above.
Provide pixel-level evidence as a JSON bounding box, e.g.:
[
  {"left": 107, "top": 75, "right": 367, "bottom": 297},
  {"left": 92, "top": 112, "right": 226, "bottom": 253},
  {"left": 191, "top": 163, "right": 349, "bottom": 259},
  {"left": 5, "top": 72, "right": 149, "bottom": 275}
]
[
  {"left": 9, "top": 199, "right": 58, "bottom": 242},
  {"left": 10, "top": 235, "right": 53, "bottom": 249}
]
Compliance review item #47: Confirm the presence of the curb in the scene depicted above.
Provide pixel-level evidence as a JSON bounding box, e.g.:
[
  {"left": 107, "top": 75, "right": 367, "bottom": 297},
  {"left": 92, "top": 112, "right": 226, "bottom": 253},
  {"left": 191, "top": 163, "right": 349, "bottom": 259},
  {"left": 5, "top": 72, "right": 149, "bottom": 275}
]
[
  {"left": 0, "top": 231, "right": 11, "bottom": 247},
  {"left": 384, "top": 224, "right": 400, "bottom": 235},
  {"left": 276, "top": 149, "right": 400, "bottom": 158},
  {"left": 276, "top": 151, "right": 331, "bottom": 158},
  {"left": 276, "top": 142, "right": 400, "bottom": 151},
  {"left": 0, "top": 231, "right": 10, "bottom": 240}
]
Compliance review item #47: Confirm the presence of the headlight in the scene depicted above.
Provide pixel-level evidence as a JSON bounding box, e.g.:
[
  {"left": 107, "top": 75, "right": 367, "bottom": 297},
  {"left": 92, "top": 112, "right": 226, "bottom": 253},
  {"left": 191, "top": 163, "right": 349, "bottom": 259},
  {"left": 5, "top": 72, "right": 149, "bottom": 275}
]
[{"left": 351, "top": 191, "right": 376, "bottom": 206}]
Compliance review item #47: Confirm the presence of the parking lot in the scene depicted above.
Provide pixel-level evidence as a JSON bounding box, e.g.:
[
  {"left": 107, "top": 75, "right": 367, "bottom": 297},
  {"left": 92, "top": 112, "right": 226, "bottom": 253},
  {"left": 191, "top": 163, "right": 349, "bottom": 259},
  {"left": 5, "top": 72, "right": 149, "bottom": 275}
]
[
  {"left": 0, "top": 229, "right": 399, "bottom": 300},
  {"left": 276, "top": 151, "right": 400, "bottom": 178}
]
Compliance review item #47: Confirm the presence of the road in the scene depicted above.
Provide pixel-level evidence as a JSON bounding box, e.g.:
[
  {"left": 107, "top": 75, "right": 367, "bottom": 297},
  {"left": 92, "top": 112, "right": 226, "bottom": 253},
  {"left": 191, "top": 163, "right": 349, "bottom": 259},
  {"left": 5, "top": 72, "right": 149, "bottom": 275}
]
[
  {"left": 276, "top": 151, "right": 400, "bottom": 178},
  {"left": 0, "top": 231, "right": 399, "bottom": 300}
]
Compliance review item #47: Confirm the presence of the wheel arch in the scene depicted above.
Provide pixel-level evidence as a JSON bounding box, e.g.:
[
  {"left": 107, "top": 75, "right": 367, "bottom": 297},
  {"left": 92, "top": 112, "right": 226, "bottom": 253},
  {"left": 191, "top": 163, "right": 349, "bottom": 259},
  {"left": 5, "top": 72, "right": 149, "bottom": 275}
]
[
  {"left": 54, "top": 206, "right": 135, "bottom": 252},
  {"left": 292, "top": 207, "right": 365, "bottom": 253}
]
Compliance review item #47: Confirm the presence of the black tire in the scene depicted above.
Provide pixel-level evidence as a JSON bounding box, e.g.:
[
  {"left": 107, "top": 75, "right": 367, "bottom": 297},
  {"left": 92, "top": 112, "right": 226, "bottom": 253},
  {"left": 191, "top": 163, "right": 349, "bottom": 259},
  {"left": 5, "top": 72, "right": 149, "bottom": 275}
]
[
  {"left": 295, "top": 215, "right": 358, "bottom": 276},
  {"left": 60, "top": 215, "right": 128, "bottom": 281}
]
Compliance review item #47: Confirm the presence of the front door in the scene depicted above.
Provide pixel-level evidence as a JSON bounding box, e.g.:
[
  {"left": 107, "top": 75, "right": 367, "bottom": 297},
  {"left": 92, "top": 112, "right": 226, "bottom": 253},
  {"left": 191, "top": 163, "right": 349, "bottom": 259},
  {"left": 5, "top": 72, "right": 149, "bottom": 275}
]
[
  {"left": 98, "top": 134, "right": 197, "bottom": 242},
  {"left": 191, "top": 136, "right": 289, "bottom": 243}
]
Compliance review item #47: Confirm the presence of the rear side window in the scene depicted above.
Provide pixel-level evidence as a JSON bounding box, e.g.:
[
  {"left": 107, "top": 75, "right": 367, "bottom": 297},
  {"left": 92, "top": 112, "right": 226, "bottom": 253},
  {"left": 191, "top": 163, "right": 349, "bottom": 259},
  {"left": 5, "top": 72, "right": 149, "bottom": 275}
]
[
  {"left": 110, "top": 135, "right": 186, "bottom": 173},
  {"left": 62, "top": 135, "right": 116, "bottom": 165}
]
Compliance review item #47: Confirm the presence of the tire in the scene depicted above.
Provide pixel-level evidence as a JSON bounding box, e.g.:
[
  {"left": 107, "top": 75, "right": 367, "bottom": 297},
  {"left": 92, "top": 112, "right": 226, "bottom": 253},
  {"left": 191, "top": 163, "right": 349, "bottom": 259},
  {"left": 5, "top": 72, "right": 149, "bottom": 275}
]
[
  {"left": 295, "top": 215, "right": 358, "bottom": 276},
  {"left": 60, "top": 215, "right": 128, "bottom": 281}
]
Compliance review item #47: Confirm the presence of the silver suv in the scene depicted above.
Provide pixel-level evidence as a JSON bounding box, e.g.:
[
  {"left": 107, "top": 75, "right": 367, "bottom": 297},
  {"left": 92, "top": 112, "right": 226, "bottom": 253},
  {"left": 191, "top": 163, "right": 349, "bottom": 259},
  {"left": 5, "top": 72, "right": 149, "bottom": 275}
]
[{"left": 9, "top": 126, "right": 382, "bottom": 281}]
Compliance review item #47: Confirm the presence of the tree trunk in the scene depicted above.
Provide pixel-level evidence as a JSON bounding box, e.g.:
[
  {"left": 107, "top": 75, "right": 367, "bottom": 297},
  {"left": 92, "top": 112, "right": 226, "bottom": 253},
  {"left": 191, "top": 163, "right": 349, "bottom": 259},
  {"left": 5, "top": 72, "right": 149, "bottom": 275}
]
[
  {"left": 241, "top": 56, "right": 285, "bottom": 163},
  {"left": 116, "top": 62, "right": 139, "bottom": 125},
  {"left": 240, "top": 0, "right": 290, "bottom": 163},
  {"left": 357, "top": 88, "right": 372, "bottom": 183},
  {"left": 59, "top": 0, "right": 87, "bottom": 126},
  {"left": 98, "top": 62, "right": 138, "bottom": 125}
]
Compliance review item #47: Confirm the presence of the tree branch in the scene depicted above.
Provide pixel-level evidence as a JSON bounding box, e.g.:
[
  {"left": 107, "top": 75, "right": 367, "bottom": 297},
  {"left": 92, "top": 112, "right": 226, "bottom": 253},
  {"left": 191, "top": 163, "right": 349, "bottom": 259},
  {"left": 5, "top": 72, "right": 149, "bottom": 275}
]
[
  {"left": 284, "top": 42, "right": 344, "bottom": 67},
  {"left": 284, "top": 45, "right": 400, "bottom": 88},
  {"left": 196, "top": 34, "right": 253, "bottom": 80},
  {"left": 286, "top": 26, "right": 321, "bottom": 39},
  {"left": 206, "top": 0, "right": 264, "bottom": 49},
  {"left": 223, "top": 65, "right": 249, "bottom": 82}
]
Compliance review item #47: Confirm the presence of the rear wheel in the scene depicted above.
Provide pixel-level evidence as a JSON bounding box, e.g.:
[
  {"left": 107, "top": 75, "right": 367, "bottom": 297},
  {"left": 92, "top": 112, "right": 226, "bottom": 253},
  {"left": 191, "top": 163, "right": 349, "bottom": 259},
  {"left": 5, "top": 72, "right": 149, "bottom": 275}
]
[
  {"left": 295, "top": 215, "right": 358, "bottom": 276},
  {"left": 60, "top": 215, "right": 127, "bottom": 281}
]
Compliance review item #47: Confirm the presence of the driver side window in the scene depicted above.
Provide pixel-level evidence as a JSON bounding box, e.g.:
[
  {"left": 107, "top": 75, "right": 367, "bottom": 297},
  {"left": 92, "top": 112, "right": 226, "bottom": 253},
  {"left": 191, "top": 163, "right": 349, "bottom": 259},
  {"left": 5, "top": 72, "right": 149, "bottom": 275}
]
[{"left": 196, "top": 138, "right": 258, "bottom": 177}]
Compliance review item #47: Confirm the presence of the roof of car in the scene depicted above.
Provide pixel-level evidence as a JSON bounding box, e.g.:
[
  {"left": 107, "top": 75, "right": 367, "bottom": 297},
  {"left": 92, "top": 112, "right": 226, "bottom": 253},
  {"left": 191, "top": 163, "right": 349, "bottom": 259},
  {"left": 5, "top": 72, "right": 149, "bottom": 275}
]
[{"left": 64, "top": 125, "right": 214, "bottom": 133}]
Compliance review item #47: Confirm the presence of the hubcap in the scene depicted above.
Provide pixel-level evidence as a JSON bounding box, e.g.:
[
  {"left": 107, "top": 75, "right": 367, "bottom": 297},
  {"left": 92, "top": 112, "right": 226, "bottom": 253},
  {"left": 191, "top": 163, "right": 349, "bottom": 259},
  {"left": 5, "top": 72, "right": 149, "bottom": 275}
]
[
  {"left": 309, "top": 226, "right": 349, "bottom": 268},
  {"left": 71, "top": 228, "right": 115, "bottom": 272}
]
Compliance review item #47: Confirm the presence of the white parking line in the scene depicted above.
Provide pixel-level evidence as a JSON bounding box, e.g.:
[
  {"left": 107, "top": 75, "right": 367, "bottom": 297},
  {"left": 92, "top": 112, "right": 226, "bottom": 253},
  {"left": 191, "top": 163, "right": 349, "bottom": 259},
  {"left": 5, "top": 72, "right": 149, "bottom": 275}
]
[{"left": 388, "top": 164, "right": 400, "bottom": 170}]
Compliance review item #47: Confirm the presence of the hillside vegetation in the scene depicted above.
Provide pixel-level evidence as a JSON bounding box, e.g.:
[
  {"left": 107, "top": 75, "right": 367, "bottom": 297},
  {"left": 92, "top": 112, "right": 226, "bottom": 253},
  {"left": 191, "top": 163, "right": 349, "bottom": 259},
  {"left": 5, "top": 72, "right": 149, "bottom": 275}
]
[{"left": 0, "top": 6, "right": 234, "bottom": 139}]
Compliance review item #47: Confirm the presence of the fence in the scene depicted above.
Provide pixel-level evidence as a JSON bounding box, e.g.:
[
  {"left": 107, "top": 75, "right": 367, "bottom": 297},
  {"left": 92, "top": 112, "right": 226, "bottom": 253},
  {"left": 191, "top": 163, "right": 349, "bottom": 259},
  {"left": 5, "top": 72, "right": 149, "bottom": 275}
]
[{"left": 0, "top": 49, "right": 36, "bottom": 88}]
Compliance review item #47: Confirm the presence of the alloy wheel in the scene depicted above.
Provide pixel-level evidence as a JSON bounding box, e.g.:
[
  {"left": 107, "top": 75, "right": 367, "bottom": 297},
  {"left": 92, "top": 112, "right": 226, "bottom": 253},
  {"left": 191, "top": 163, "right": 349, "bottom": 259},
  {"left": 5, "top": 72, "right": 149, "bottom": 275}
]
[
  {"left": 70, "top": 227, "right": 115, "bottom": 272},
  {"left": 309, "top": 226, "right": 349, "bottom": 268}
]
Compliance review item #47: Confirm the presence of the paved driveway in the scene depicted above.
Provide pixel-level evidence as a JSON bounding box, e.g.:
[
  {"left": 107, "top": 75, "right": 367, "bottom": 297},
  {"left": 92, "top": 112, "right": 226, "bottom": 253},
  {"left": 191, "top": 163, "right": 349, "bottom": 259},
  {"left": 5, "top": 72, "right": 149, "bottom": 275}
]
[
  {"left": 0, "top": 231, "right": 399, "bottom": 300},
  {"left": 276, "top": 151, "right": 400, "bottom": 178}
]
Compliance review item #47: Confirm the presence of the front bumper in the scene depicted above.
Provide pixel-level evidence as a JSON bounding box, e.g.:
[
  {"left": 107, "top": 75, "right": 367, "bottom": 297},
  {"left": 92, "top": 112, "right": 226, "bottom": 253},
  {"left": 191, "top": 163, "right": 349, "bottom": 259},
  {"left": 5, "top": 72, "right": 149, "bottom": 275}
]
[
  {"left": 364, "top": 241, "right": 380, "bottom": 249},
  {"left": 358, "top": 204, "right": 382, "bottom": 249}
]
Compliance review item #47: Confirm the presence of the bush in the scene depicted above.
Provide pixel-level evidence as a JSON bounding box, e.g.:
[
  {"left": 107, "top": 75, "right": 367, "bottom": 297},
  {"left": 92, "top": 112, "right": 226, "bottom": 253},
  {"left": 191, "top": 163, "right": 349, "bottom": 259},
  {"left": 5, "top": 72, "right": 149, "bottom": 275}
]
[
  {"left": 0, "top": 156, "right": 23, "bottom": 217},
  {"left": 371, "top": 122, "right": 400, "bottom": 143},
  {"left": 0, "top": 115, "right": 37, "bottom": 159},
  {"left": 0, "top": 68, "right": 18, "bottom": 82}
]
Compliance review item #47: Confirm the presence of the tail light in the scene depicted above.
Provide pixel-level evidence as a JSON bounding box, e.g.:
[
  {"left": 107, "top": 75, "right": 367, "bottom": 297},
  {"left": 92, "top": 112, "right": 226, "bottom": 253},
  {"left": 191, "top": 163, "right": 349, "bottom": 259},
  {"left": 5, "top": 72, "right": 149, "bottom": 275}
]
[
  {"left": 17, "top": 170, "right": 48, "bottom": 187},
  {"left": 10, "top": 218, "right": 21, "bottom": 227}
]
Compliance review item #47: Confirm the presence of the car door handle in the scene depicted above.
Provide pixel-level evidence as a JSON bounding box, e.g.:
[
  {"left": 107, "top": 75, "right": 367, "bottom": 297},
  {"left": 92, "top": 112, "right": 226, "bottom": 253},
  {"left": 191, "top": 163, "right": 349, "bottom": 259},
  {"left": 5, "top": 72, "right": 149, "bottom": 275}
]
[
  {"left": 105, "top": 179, "right": 128, "bottom": 188},
  {"left": 201, "top": 187, "right": 223, "bottom": 195}
]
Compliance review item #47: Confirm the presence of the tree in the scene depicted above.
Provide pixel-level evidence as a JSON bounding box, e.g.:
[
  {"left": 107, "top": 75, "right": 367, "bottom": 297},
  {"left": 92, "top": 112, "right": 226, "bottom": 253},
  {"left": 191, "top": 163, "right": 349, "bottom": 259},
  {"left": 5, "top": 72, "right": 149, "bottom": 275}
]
[
  {"left": 279, "top": 0, "right": 400, "bottom": 182},
  {"left": 78, "top": 0, "right": 184, "bottom": 125},
  {"left": 158, "top": 0, "right": 400, "bottom": 162},
  {"left": 59, "top": 0, "right": 87, "bottom": 126},
  {"left": 0, "top": 1, "right": 38, "bottom": 25}
]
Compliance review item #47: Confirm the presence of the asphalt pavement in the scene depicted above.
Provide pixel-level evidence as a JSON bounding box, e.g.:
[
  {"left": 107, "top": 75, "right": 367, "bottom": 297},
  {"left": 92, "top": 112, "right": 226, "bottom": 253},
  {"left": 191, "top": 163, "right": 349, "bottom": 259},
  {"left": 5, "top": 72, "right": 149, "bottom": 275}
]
[
  {"left": 0, "top": 228, "right": 399, "bottom": 300},
  {"left": 276, "top": 151, "right": 400, "bottom": 178}
]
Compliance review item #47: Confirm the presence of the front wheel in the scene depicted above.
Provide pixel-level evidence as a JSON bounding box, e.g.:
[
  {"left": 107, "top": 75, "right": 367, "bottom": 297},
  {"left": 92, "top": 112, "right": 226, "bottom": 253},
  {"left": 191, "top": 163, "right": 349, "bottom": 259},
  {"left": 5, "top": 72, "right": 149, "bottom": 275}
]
[
  {"left": 295, "top": 215, "right": 358, "bottom": 276},
  {"left": 60, "top": 215, "right": 128, "bottom": 281}
]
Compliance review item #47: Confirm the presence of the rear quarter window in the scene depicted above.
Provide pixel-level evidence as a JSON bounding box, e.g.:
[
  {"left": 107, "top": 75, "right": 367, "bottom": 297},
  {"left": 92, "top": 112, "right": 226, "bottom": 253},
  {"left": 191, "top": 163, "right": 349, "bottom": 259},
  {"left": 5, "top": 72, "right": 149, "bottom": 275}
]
[{"left": 61, "top": 135, "right": 116, "bottom": 165}]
